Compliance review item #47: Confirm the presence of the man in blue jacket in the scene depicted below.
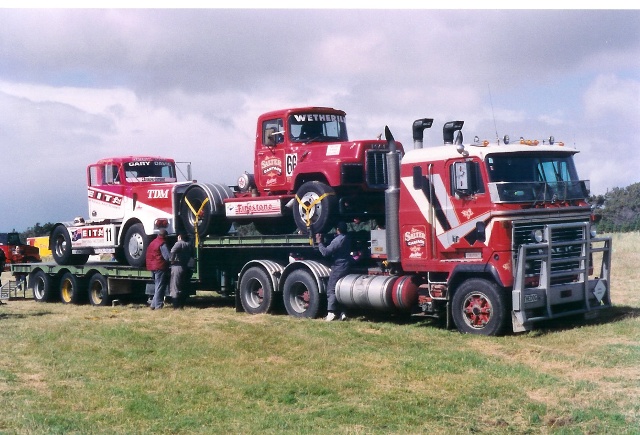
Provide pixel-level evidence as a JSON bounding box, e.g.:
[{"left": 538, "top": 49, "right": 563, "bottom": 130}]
[{"left": 315, "top": 221, "right": 351, "bottom": 321}]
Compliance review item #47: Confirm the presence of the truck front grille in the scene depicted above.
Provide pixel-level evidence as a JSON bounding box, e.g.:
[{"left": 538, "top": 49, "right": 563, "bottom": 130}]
[
  {"left": 512, "top": 219, "right": 587, "bottom": 277},
  {"left": 366, "top": 150, "right": 388, "bottom": 188}
]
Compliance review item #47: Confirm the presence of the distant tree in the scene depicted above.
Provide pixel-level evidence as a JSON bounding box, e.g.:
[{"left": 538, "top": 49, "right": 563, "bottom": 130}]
[
  {"left": 590, "top": 182, "right": 640, "bottom": 232},
  {"left": 21, "top": 222, "right": 56, "bottom": 240}
]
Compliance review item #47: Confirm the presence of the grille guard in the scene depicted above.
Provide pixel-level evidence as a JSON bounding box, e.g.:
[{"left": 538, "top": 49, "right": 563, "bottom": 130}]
[{"left": 511, "top": 222, "right": 612, "bottom": 332}]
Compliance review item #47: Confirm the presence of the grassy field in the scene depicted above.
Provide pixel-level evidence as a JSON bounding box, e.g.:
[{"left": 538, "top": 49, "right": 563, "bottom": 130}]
[{"left": 0, "top": 233, "right": 638, "bottom": 434}]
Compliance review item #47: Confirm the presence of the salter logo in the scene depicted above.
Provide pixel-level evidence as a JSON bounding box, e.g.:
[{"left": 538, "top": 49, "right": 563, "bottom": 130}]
[
  {"left": 261, "top": 157, "right": 283, "bottom": 175},
  {"left": 404, "top": 226, "right": 426, "bottom": 258}
]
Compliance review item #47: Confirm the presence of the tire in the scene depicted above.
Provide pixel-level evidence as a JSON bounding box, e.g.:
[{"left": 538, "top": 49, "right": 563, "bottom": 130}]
[
  {"left": 451, "top": 278, "right": 508, "bottom": 336},
  {"left": 252, "top": 217, "right": 296, "bottom": 236},
  {"left": 123, "top": 223, "right": 149, "bottom": 268},
  {"left": 30, "top": 270, "right": 54, "bottom": 302},
  {"left": 181, "top": 184, "right": 231, "bottom": 236},
  {"left": 293, "top": 181, "right": 338, "bottom": 234},
  {"left": 113, "top": 248, "right": 127, "bottom": 265},
  {"left": 88, "top": 273, "right": 110, "bottom": 306},
  {"left": 51, "top": 226, "right": 72, "bottom": 265},
  {"left": 282, "top": 269, "right": 323, "bottom": 318},
  {"left": 239, "top": 267, "right": 274, "bottom": 314},
  {"left": 59, "top": 272, "right": 85, "bottom": 305}
]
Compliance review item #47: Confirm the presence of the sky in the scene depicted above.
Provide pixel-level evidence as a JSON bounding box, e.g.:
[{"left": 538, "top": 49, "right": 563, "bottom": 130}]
[{"left": 1, "top": 7, "right": 639, "bottom": 232}]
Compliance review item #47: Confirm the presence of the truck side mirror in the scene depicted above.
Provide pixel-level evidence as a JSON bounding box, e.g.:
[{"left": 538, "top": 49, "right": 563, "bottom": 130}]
[
  {"left": 412, "top": 166, "right": 423, "bottom": 190},
  {"left": 453, "top": 161, "right": 477, "bottom": 196}
]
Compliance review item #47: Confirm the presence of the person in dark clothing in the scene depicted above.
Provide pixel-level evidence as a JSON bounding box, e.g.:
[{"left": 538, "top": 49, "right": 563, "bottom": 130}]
[
  {"left": 169, "top": 233, "right": 193, "bottom": 309},
  {"left": 315, "top": 221, "right": 352, "bottom": 321},
  {"left": 146, "top": 229, "right": 170, "bottom": 310}
]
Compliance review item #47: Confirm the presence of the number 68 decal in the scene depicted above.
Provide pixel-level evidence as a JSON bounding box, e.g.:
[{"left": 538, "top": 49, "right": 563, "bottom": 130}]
[{"left": 286, "top": 153, "right": 297, "bottom": 177}]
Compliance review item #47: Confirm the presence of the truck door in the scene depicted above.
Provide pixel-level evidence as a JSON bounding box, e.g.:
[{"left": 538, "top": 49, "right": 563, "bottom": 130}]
[
  {"left": 87, "top": 163, "right": 125, "bottom": 220},
  {"left": 255, "top": 118, "right": 289, "bottom": 192}
]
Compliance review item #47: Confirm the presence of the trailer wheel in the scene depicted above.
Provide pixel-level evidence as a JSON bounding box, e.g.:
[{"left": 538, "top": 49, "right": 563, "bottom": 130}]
[
  {"left": 451, "top": 278, "right": 508, "bottom": 336},
  {"left": 283, "top": 269, "right": 323, "bottom": 318},
  {"left": 51, "top": 225, "right": 73, "bottom": 265},
  {"left": 30, "top": 270, "right": 54, "bottom": 302},
  {"left": 88, "top": 273, "right": 110, "bottom": 306},
  {"left": 124, "top": 223, "right": 148, "bottom": 268},
  {"left": 60, "top": 272, "right": 85, "bottom": 305},
  {"left": 293, "top": 181, "right": 338, "bottom": 234},
  {"left": 239, "top": 267, "right": 274, "bottom": 314}
]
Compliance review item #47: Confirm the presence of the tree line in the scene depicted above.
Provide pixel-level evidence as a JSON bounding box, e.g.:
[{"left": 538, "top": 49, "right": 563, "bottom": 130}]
[{"left": 590, "top": 182, "right": 640, "bottom": 233}]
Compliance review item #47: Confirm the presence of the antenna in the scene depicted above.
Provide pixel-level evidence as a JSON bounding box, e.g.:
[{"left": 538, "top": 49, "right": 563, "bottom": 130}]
[{"left": 488, "top": 84, "right": 499, "bottom": 143}]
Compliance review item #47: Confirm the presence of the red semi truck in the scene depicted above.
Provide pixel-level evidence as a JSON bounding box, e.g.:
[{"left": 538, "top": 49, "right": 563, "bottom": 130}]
[{"left": 14, "top": 115, "right": 611, "bottom": 335}]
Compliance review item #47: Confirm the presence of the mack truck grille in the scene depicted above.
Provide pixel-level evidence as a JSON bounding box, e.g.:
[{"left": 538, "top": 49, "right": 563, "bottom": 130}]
[
  {"left": 512, "top": 219, "right": 587, "bottom": 277},
  {"left": 365, "top": 150, "right": 388, "bottom": 189}
]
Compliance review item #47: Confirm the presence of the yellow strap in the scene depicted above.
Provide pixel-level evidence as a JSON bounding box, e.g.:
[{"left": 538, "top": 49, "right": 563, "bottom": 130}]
[
  {"left": 185, "top": 197, "right": 210, "bottom": 247},
  {"left": 294, "top": 191, "right": 335, "bottom": 245}
]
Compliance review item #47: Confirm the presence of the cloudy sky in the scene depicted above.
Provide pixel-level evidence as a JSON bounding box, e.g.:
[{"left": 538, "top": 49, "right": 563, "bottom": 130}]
[{"left": 1, "top": 7, "right": 638, "bottom": 232}]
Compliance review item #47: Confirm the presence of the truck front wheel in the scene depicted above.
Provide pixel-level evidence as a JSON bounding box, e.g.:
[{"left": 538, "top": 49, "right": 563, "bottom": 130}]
[
  {"left": 451, "top": 278, "right": 508, "bottom": 336},
  {"left": 239, "top": 267, "right": 274, "bottom": 314},
  {"left": 51, "top": 226, "right": 73, "bottom": 265},
  {"left": 282, "top": 269, "right": 323, "bottom": 318},
  {"left": 293, "top": 181, "right": 338, "bottom": 234},
  {"left": 124, "top": 224, "right": 148, "bottom": 268}
]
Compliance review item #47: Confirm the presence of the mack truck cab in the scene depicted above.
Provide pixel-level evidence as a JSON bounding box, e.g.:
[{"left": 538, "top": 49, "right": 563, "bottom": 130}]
[{"left": 222, "top": 107, "right": 403, "bottom": 235}]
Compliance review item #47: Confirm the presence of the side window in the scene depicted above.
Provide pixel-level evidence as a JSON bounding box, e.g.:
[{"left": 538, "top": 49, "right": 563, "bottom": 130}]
[
  {"left": 104, "top": 164, "right": 120, "bottom": 184},
  {"left": 450, "top": 161, "right": 485, "bottom": 195},
  {"left": 89, "top": 166, "right": 101, "bottom": 186},
  {"left": 262, "top": 118, "right": 283, "bottom": 146}
]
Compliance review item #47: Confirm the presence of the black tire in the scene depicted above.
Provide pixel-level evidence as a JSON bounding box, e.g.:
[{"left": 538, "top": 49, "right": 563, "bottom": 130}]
[
  {"left": 113, "top": 248, "right": 127, "bottom": 265},
  {"left": 123, "top": 223, "right": 149, "bottom": 268},
  {"left": 451, "top": 278, "right": 508, "bottom": 336},
  {"left": 88, "top": 273, "right": 111, "bottom": 306},
  {"left": 239, "top": 267, "right": 275, "bottom": 314},
  {"left": 30, "top": 269, "right": 54, "bottom": 302},
  {"left": 59, "top": 272, "right": 85, "bottom": 305},
  {"left": 252, "top": 217, "right": 296, "bottom": 236},
  {"left": 293, "top": 181, "right": 338, "bottom": 234},
  {"left": 181, "top": 185, "right": 230, "bottom": 236},
  {"left": 50, "top": 225, "right": 72, "bottom": 265},
  {"left": 282, "top": 269, "right": 323, "bottom": 318}
]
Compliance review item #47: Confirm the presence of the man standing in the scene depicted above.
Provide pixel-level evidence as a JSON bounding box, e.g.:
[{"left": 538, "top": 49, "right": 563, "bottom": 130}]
[
  {"left": 146, "top": 229, "right": 170, "bottom": 310},
  {"left": 315, "top": 221, "right": 352, "bottom": 321},
  {"left": 169, "top": 233, "right": 193, "bottom": 309}
]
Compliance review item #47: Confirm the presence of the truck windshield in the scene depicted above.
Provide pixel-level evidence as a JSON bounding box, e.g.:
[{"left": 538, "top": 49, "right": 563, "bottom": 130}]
[
  {"left": 486, "top": 152, "right": 589, "bottom": 203},
  {"left": 289, "top": 113, "right": 348, "bottom": 143},
  {"left": 124, "top": 160, "right": 177, "bottom": 183}
]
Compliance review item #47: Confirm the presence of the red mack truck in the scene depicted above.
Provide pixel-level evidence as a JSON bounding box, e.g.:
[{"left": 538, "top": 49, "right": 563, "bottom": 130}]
[{"left": 14, "top": 114, "right": 611, "bottom": 335}]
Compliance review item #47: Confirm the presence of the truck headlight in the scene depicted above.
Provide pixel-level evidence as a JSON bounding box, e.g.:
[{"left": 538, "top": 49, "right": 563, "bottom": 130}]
[
  {"left": 532, "top": 229, "right": 544, "bottom": 243},
  {"left": 590, "top": 225, "right": 597, "bottom": 238}
]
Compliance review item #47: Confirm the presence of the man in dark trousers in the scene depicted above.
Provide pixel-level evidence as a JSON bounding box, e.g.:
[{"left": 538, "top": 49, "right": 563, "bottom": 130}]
[
  {"left": 315, "top": 221, "right": 352, "bottom": 321},
  {"left": 169, "top": 232, "right": 193, "bottom": 309},
  {"left": 146, "top": 229, "right": 170, "bottom": 310}
]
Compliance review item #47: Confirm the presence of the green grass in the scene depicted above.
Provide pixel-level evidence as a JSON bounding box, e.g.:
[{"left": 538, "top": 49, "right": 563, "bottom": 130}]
[{"left": 0, "top": 233, "right": 638, "bottom": 434}]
